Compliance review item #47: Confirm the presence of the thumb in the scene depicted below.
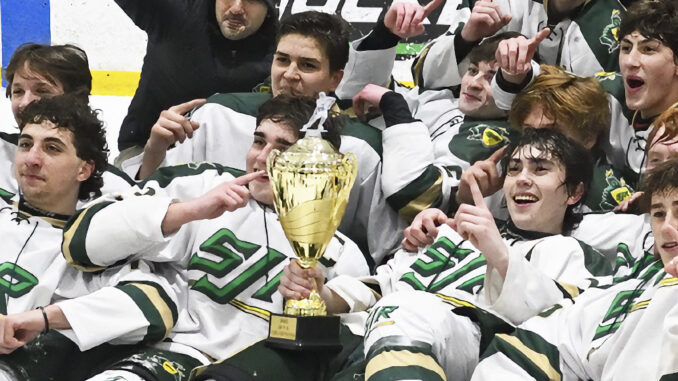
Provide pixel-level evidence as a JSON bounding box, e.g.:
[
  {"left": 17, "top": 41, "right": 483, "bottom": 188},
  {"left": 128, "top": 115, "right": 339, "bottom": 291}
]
[{"left": 501, "top": 13, "right": 512, "bottom": 26}]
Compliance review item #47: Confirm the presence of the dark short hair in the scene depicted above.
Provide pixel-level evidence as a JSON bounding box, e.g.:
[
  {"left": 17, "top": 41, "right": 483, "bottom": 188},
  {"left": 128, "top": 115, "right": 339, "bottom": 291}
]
[
  {"left": 276, "top": 11, "right": 350, "bottom": 73},
  {"left": 5, "top": 43, "right": 91, "bottom": 101},
  {"left": 256, "top": 94, "right": 342, "bottom": 150},
  {"left": 501, "top": 128, "right": 593, "bottom": 233},
  {"left": 17, "top": 95, "right": 108, "bottom": 200},
  {"left": 619, "top": 0, "right": 678, "bottom": 57},
  {"left": 642, "top": 158, "right": 678, "bottom": 202},
  {"left": 467, "top": 31, "right": 524, "bottom": 65}
]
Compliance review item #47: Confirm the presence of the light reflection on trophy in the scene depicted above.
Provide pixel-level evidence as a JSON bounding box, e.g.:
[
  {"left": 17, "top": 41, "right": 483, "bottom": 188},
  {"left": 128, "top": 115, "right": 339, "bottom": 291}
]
[{"left": 265, "top": 93, "right": 357, "bottom": 350}]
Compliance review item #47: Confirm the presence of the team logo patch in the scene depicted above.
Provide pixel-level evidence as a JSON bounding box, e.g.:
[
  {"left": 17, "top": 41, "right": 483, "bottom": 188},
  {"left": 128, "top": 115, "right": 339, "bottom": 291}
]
[
  {"left": 600, "top": 169, "right": 633, "bottom": 210},
  {"left": 365, "top": 305, "right": 399, "bottom": 335},
  {"left": 600, "top": 9, "right": 621, "bottom": 53},
  {"left": 467, "top": 125, "right": 510, "bottom": 147}
]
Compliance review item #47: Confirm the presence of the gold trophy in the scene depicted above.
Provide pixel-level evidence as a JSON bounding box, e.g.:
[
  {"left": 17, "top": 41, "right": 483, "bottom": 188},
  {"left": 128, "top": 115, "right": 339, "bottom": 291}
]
[{"left": 265, "top": 94, "right": 357, "bottom": 351}]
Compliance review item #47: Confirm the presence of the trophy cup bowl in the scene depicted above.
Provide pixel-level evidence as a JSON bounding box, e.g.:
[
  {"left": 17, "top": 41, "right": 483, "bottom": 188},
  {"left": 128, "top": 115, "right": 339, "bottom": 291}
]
[{"left": 265, "top": 135, "right": 357, "bottom": 350}]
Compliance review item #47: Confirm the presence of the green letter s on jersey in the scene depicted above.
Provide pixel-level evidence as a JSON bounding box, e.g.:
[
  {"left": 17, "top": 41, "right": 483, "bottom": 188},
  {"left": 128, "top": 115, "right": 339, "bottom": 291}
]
[
  {"left": 0, "top": 262, "right": 39, "bottom": 314},
  {"left": 188, "top": 228, "right": 287, "bottom": 304}
]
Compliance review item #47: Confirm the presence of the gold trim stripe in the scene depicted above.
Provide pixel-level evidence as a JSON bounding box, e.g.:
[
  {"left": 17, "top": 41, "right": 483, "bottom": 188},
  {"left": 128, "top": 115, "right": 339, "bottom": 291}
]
[
  {"left": 131, "top": 283, "right": 175, "bottom": 338},
  {"left": 229, "top": 299, "right": 272, "bottom": 322},
  {"left": 660, "top": 277, "right": 678, "bottom": 288},
  {"left": 495, "top": 334, "right": 561, "bottom": 381},
  {"left": 61, "top": 206, "right": 105, "bottom": 272},
  {"left": 556, "top": 281, "right": 580, "bottom": 299},
  {"left": 365, "top": 349, "right": 446, "bottom": 380},
  {"left": 435, "top": 293, "right": 475, "bottom": 308},
  {"left": 399, "top": 175, "right": 443, "bottom": 221}
]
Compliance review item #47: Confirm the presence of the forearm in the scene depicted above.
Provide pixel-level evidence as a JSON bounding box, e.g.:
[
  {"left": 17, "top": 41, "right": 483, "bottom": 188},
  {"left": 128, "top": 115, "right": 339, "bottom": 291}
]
[
  {"left": 161, "top": 201, "right": 199, "bottom": 236},
  {"left": 139, "top": 143, "right": 167, "bottom": 179},
  {"left": 320, "top": 287, "right": 350, "bottom": 315}
]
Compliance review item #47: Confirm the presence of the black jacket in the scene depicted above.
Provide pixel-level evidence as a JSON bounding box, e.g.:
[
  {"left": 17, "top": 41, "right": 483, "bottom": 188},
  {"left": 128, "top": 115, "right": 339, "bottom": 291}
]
[{"left": 115, "top": 0, "right": 278, "bottom": 150}]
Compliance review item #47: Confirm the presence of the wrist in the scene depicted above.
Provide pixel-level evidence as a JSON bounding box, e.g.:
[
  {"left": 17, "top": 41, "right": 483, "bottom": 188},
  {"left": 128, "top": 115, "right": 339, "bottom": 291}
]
[{"left": 45, "top": 305, "right": 69, "bottom": 330}]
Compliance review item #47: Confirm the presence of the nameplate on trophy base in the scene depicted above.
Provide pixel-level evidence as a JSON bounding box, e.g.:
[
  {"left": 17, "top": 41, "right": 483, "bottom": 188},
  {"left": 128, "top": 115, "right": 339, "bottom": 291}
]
[{"left": 265, "top": 314, "right": 342, "bottom": 352}]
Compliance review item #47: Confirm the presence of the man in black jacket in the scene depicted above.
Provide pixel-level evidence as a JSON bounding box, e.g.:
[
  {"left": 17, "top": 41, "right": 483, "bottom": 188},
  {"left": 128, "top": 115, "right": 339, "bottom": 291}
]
[{"left": 115, "top": 0, "right": 278, "bottom": 151}]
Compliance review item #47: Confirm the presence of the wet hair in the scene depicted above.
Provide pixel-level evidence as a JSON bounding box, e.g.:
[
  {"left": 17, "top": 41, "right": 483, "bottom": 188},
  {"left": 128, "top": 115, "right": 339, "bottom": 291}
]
[
  {"left": 467, "top": 31, "right": 524, "bottom": 65},
  {"left": 256, "top": 94, "right": 342, "bottom": 150},
  {"left": 642, "top": 158, "right": 678, "bottom": 202},
  {"left": 276, "top": 11, "right": 350, "bottom": 73},
  {"left": 501, "top": 128, "right": 593, "bottom": 233},
  {"left": 646, "top": 107, "right": 678, "bottom": 157},
  {"left": 509, "top": 65, "right": 610, "bottom": 148},
  {"left": 5, "top": 43, "right": 91, "bottom": 101},
  {"left": 619, "top": 0, "right": 678, "bottom": 57},
  {"left": 16, "top": 94, "right": 108, "bottom": 200}
]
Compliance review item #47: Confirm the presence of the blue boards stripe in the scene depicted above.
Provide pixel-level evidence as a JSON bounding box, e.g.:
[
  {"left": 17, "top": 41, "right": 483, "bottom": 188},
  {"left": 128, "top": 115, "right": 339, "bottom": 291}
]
[{"left": 1, "top": 0, "right": 51, "bottom": 86}]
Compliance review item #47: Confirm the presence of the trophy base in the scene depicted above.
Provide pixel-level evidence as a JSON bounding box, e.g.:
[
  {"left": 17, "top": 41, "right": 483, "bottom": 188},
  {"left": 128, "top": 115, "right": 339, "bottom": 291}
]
[{"left": 265, "top": 313, "right": 342, "bottom": 352}]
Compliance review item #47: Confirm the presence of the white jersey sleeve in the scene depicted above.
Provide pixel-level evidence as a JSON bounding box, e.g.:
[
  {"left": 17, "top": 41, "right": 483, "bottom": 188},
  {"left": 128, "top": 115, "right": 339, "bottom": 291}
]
[{"left": 54, "top": 260, "right": 180, "bottom": 351}]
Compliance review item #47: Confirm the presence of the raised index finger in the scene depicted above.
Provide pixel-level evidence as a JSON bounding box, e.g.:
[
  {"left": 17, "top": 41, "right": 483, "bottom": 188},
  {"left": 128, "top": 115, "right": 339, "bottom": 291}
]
[
  {"left": 423, "top": 0, "right": 444, "bottom": 17},
  {"left": 467, "top": 174, "right": 487, "bottom": 208},
  {"left": 170, "top": 98, "right": 207, "bottom": 115},
  {"left": 233, "top": 170, "right": 266, "bottom": 186},
  {"left": 530, "top": 27, "right": 551, "bottom": 47},
  {"left": 488, "top": 146, "right": 507, "bottom": 164}
]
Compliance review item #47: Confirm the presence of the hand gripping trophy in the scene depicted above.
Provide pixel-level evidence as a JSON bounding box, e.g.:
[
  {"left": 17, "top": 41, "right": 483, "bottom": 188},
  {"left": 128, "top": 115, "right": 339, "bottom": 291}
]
[{"left": 265, "top": 93, "right": 357, "bottom": 350}]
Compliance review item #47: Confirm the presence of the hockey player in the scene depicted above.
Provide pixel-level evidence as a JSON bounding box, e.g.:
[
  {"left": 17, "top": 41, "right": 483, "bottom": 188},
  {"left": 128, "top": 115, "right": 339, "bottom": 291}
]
[
  {"left": 117, "top": 11, "right": 403, "bottom": 266},
  {"left": 471, "top": 158, "right": 678, "bottom": 381},
  {"left": 507, "top": 65, "right": 634, "bottom": 212},
  {"left": 0, "top": 95, "right": 178, "bottom": 380},
  {"left": 336, "top": 8, "right": 522, "bottom": 222},
  {"left": 410, "top": 0, "right": 625, "bottom": 89},
  {"left": 493, "top": 0, "right": 678, "bottom": 181},
  {"left": 62, "top": 95, "right": 370, "bottom": 381},
  {"left": 2, "top": 43, "right": 134, "bottom": 201},
  {"left": 214, "top": 128, "right": 612, "bottom": 381}
]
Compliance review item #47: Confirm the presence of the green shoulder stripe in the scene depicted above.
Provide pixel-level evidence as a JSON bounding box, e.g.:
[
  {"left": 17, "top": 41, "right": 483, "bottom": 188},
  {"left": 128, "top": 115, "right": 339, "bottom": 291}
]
[
  {"left": 596, "top": 72, "right": 635, "bottom": 120},
  {"left": 0, "top": 131, "right": 18, "bottom": 145},
  {"left": 574, "top": 0, "right": 623, "bottom": 73},
  {"left": 386, "top": 166, "right": 442, "bottom": 222},
  {"left": 0, "top": 187, "right": 15, "bottom": 203},
  {"left": 481, "top": 328, "right": 562, "bottom": 381},
  {"left": 577, "top": 239, "right": 613, "bottom": 276},
  {"left": 341, "top": 116, "right": 383, "bottom": 157},
  {"left": 205, "top": 92, "right": 272, "bottom": 117},
  {"left": 115, "top": 280, "right": 178, "bottom": 343},
  {"left": 139, "top": 162, "right": 245, "bottom": 189},
  {"left": 62, "top": 201, "right": 115, "bottom": 272},
  {"left": 106, "top": 163, "right": 135, "bottom": 185}
]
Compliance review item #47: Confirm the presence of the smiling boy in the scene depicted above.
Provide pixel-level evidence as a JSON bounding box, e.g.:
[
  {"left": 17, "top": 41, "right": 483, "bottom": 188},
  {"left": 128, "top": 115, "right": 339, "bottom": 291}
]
[
  {"left": 472, "top": 158, "right": 678, "bottom": 381},
  {"left": 278, "top": 128, "right": 611, "bottom": 381}
]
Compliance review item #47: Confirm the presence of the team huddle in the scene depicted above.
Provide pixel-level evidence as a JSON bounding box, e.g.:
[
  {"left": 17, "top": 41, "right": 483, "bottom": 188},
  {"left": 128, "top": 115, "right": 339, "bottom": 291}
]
[{"left": 2, "top": 0, "right": 678, "bottom": 380}]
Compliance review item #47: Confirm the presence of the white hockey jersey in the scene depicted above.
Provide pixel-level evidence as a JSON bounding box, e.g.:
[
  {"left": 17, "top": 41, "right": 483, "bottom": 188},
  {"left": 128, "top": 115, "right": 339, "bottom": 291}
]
[
  {"left": 118, "top": 92, "right": 405, "bottom": 266},
  {"left": 413, "top": 0, "right": 625, "bottom": 89},
  {"left": 471, "top": 254, "right": 678, "bottom": 381},
  {"left": 62, "top": 162, "right": 370, "bottom": 361},
  {"left": 327, "top": 223, "right": 611, "bottom": 336},
  {"left": 0, "top": 186, "right": 178, "bottom": 351}
]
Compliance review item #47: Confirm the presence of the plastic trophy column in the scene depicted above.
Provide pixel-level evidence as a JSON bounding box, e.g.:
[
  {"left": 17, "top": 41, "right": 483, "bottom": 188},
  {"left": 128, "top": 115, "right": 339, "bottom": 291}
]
[{"left": 265, "top": 94, "right": 357, "bottom": 351}]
